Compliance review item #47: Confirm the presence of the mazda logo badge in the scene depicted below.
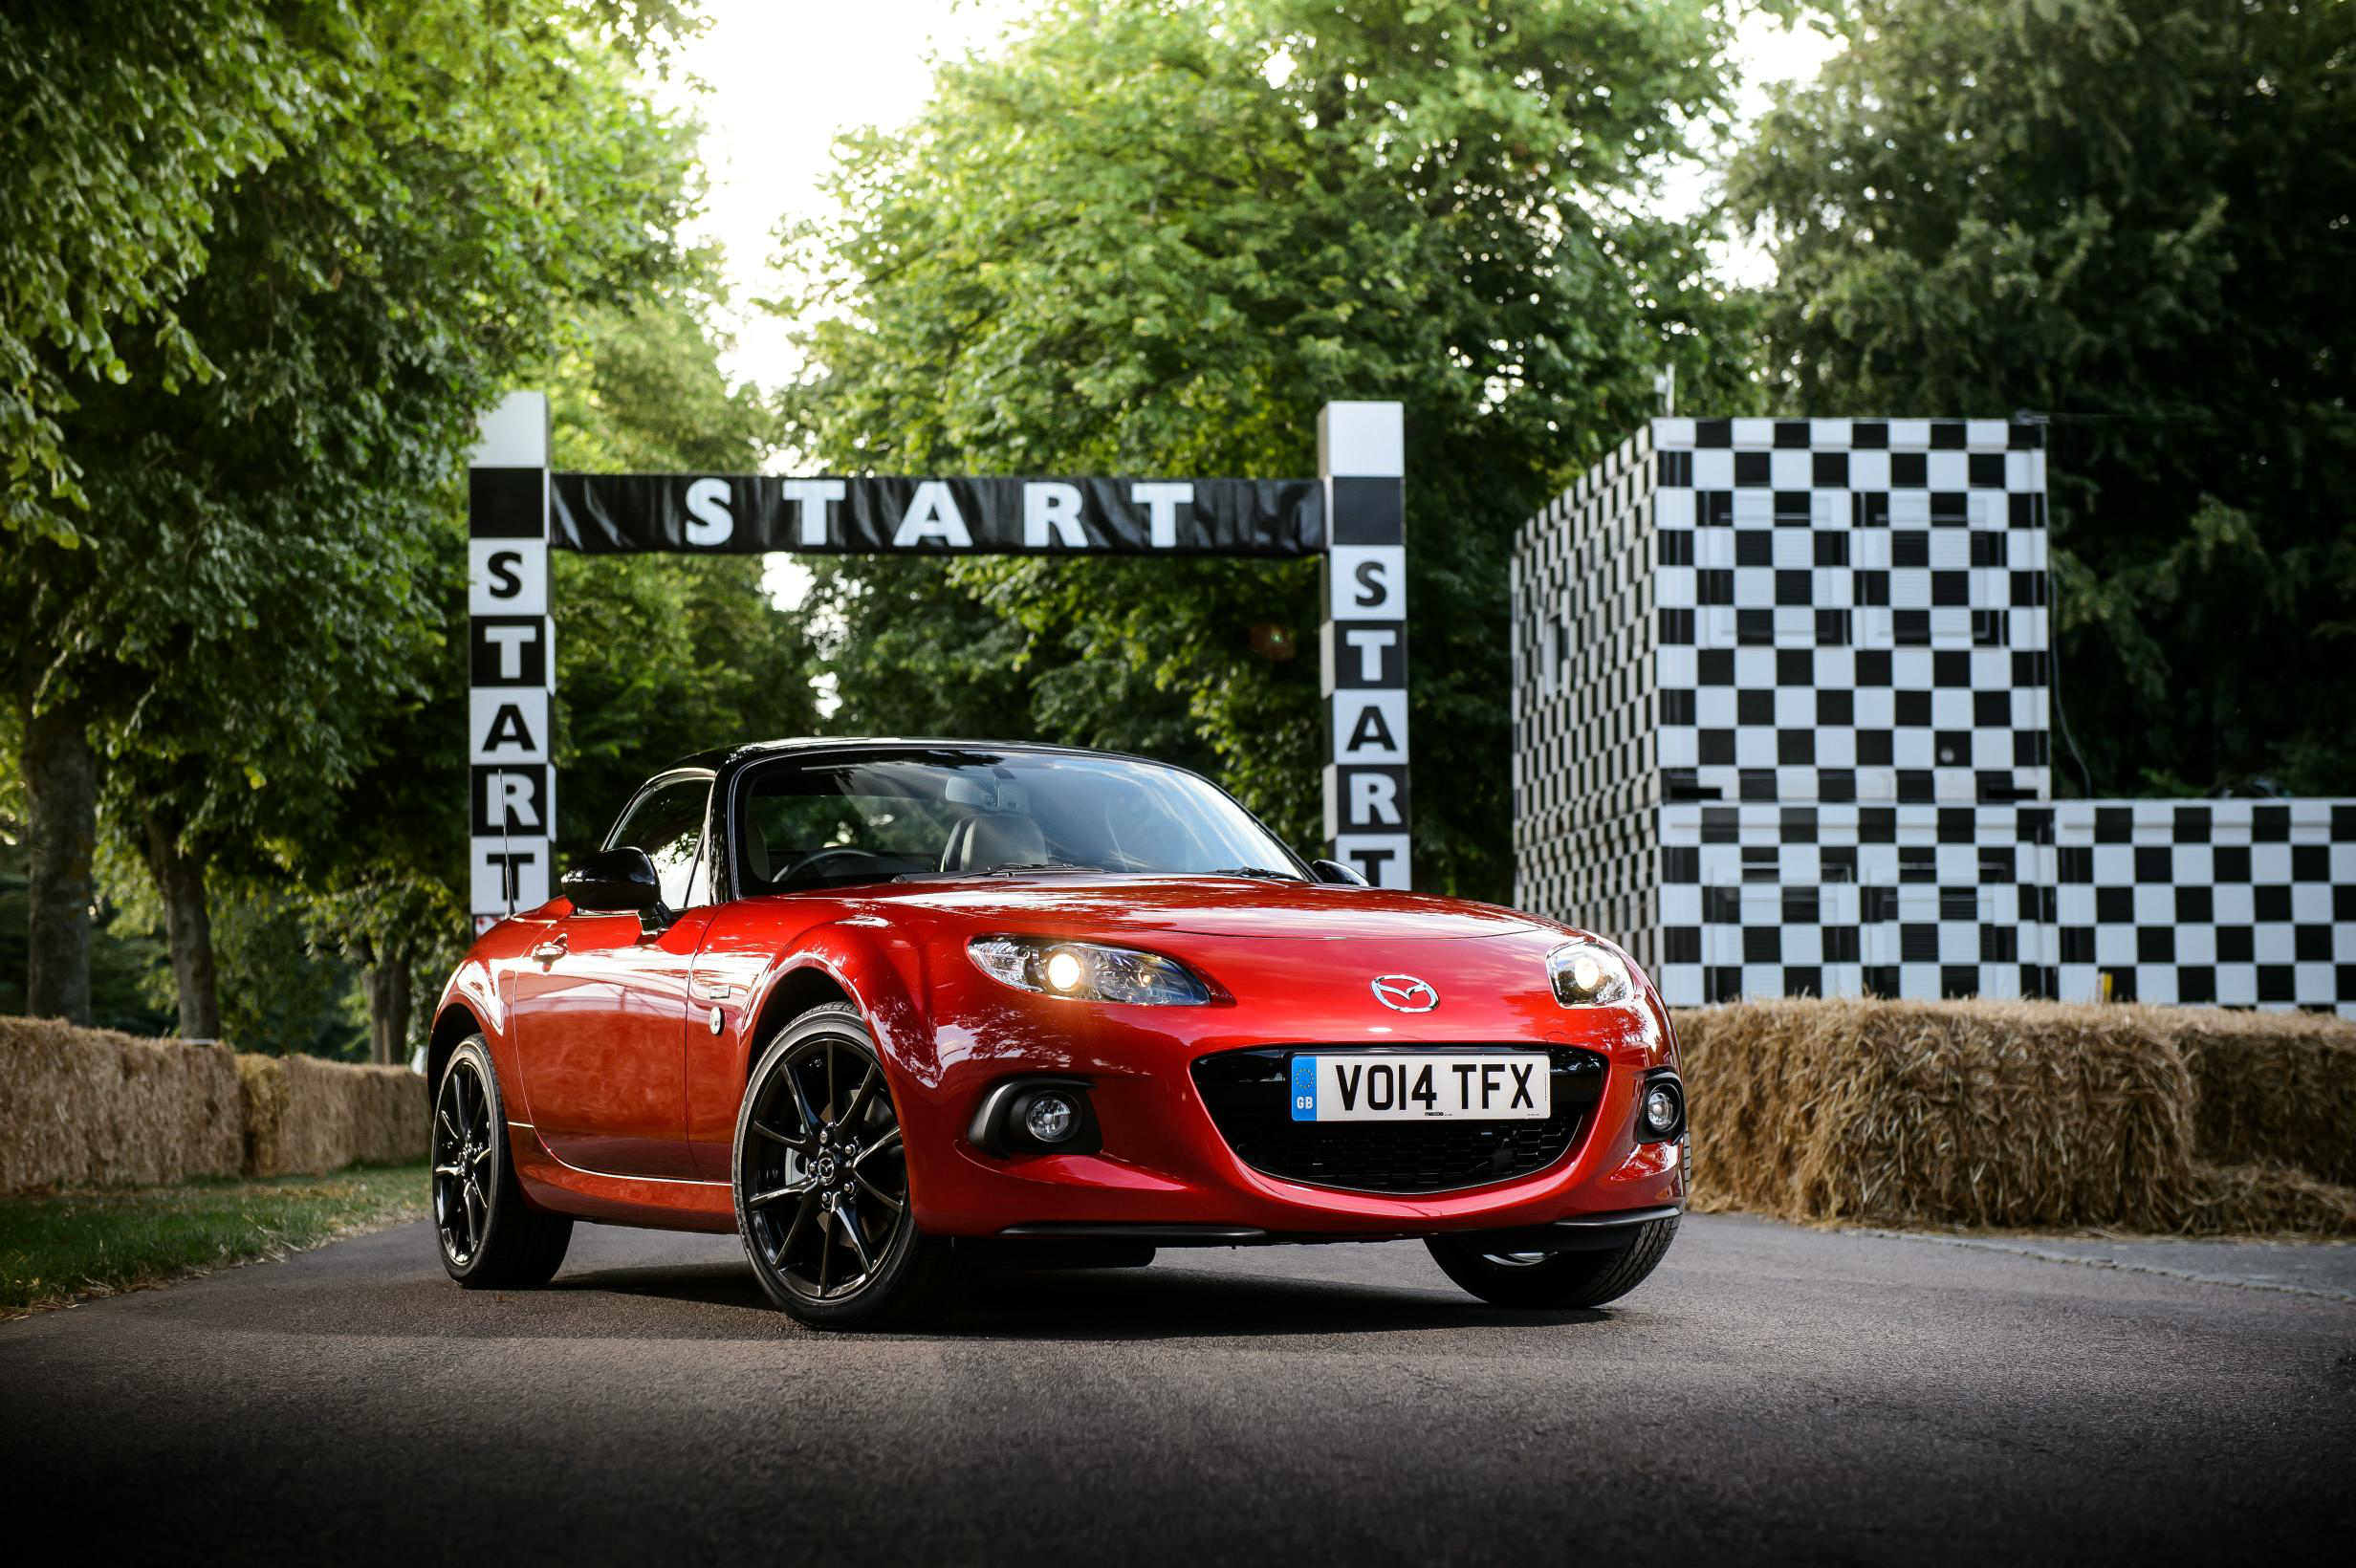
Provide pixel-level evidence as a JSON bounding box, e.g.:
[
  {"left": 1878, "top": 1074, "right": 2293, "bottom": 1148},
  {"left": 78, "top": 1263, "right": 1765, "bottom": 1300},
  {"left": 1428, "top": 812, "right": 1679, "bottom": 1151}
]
[{"left": 1371, "top": 974, "right": 1439, "bottom": 1013}]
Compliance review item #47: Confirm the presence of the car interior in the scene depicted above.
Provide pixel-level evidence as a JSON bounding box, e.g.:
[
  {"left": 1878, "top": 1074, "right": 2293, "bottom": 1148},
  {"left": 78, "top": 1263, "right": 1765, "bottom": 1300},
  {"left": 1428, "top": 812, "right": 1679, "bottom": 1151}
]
[{"left": 736, "top": 756, "right": 1270, "bottom": 893}]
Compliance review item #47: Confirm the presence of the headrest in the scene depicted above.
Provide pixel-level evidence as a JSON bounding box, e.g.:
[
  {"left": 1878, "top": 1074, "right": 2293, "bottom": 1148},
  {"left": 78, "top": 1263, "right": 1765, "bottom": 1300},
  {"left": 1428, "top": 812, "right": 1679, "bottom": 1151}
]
[{"left": 952, "top": 812, "right": 1048, "bottom": 872}]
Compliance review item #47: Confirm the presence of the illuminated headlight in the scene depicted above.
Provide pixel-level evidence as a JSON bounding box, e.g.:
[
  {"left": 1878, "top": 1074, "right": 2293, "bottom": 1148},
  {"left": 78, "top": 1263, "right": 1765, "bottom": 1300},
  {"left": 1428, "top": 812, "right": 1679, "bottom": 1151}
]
[
  {"left": 969, "top": 936, "right": 1212, "bottom": 1007},
  {"left": 1547, "top": 940, "right": 1634, "bottom": 1007}
]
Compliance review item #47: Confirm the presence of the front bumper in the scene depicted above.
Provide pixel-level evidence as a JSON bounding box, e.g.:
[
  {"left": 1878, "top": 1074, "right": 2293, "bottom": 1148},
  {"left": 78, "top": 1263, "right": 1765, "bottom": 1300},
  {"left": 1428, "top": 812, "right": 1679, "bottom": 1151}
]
[
  {"left": 995, "top": 1204, "right": 1686, "bottom": 1251},
  {"left": 886, "top": 962, "right": 1687, "bottom": 1240}
]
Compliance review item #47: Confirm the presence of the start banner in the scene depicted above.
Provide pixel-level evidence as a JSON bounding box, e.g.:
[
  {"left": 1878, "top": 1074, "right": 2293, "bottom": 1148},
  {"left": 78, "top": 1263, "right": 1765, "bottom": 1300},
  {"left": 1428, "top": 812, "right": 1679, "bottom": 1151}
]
[{"left": 550, "top": 473, "right": 1324, "bottom": 556}]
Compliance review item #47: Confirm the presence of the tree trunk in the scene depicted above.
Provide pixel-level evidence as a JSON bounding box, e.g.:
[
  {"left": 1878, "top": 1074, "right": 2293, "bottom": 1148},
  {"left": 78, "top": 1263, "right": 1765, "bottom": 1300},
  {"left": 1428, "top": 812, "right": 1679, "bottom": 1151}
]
[
  {"left": 364, "top": 954, "right": 413, "bottom": 1065},
  {"left": 141, "top": 809, "right": 221, "bottom": 1039},
  {"left": 23, "top": 702, "right": 96, "bottom": 1025}
]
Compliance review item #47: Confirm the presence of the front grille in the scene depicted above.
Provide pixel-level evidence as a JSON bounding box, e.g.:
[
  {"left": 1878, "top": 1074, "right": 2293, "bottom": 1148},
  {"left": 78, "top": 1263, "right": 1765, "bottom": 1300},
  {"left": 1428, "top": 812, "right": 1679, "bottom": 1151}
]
[{"left": 1190, "top": 1046, "right": 1607, "bottom": 1196}]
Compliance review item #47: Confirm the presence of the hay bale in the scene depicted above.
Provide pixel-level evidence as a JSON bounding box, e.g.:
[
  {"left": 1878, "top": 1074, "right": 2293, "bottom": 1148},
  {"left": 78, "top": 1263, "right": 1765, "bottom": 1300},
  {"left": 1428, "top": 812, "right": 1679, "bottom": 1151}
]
[
  {"left": 238, "top": 1053, "right": 426, "bottom": 1176},
  {"left": 0, "top": 1016, "right": 245, "bottom": 1193},
  {"left": 236, "top": 1054, "right": 294, "bottom": 1176},
  {"left": 1675, "top": 997, "right": 2201, "bottom": 1230},
  {"left": 343, "top": 1060, "right": 427, "bottom": 1166},
  {"left": 2133, "top": 1007, "right": 2356, "bottom": 1187},
  {"left": 2184, "top": 1161, "right": 2356, "bottom": 1238}
]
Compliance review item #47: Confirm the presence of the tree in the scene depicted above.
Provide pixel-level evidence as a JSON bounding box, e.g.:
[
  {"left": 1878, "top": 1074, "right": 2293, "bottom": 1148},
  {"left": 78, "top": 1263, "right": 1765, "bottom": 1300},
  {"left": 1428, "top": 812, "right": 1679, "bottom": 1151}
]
[
  {"left": 778, "top": 0, "right": 1758, "bottom": 900},
  {"left": 0, "top": 0, "right": 355, "bottom": 547},
  {"left": 7, "top": 0, "right": 700, "bottom": 1026},
  {"left": 1730, "top": 0, "right": 2356, "bottom": 796}
]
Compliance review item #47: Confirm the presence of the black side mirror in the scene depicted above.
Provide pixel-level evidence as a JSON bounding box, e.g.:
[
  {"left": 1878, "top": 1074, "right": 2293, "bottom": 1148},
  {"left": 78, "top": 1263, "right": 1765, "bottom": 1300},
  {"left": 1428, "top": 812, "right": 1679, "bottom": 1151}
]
[
  {"left": 1310, "top": 858, "right": 1369, "bottom": 886},
  {"left": 561, "top": 847, "right": 664, "bottom": 914}
]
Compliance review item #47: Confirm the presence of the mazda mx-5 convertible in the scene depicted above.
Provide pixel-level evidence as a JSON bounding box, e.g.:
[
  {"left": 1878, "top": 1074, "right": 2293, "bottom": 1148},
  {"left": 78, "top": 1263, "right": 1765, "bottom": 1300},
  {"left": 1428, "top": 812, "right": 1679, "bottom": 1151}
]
[{"left": 428, "top": 740, "right": 1687, "bottom": 1326}]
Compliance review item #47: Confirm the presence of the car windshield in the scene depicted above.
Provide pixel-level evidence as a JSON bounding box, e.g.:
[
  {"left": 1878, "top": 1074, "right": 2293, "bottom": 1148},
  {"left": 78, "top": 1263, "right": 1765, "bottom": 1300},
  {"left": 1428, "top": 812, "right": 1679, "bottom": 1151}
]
[{"left": 736, "top": 749, "right": 1306, "bottom": 893}]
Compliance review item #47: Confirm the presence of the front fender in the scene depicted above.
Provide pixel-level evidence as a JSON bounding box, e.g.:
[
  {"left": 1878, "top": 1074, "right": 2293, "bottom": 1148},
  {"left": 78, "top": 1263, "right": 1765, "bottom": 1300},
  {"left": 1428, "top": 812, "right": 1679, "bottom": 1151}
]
[
  {"left": 687, "top": 904, "right": 949, "bottom": 1184},
  {"left": 429, "top": 927, "right": 534, "bottom": 1121}
]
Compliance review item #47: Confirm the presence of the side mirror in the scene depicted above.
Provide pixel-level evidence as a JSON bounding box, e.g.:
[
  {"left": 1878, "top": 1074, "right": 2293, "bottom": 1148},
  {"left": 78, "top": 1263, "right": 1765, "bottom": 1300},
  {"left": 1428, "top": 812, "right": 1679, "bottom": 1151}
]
[
  {"left": 560, "top": 847, "right": 664, "bottom": 913},
  {"left": 1310, "top": 858, "right": 1369, "bottom": 886}
]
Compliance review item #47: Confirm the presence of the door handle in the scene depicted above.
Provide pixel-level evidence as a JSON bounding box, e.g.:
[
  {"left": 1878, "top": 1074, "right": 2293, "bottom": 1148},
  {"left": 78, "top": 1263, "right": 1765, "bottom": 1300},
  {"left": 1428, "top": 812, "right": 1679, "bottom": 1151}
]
[{"left": 531, "top": 936, "right": 568, "bottom": 966}]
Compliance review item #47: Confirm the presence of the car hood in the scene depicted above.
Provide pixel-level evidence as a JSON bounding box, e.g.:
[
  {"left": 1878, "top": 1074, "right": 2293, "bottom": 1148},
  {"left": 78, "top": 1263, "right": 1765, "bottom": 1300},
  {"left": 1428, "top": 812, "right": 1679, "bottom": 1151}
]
[{"left": 840, "top": 874, "right": 1560, "bottom": 944}]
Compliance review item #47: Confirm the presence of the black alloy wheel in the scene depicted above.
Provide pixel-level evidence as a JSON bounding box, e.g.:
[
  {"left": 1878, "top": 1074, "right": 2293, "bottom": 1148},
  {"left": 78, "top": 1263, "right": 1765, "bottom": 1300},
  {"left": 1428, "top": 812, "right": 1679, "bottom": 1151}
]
[
  {"left": 432, "top": 1035, "right": 573, "bottom": 1288},
  {"left": 732, "top": 1003, "right": 950, "bottom": 1326},
  {"left": 432, "top": 1055, "right": 495, "bottom": 1269}
]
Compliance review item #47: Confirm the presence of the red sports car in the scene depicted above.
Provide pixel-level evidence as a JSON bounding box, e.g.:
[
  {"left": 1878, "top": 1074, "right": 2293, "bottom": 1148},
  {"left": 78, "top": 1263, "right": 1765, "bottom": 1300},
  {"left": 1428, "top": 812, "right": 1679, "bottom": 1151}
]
[{"left": 428, "top": 740, "right": 1686, "bottom": 1326}]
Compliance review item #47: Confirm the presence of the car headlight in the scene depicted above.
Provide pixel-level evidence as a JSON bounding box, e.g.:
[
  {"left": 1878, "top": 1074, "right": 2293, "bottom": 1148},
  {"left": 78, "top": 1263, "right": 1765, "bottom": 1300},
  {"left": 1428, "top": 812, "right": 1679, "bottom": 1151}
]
[
  {"left": 968, "top": 935, "right": 1213, "bottom": 1006},
  {"left": 1548, "top": 940, "right": 1634, "bottom": 1007}
]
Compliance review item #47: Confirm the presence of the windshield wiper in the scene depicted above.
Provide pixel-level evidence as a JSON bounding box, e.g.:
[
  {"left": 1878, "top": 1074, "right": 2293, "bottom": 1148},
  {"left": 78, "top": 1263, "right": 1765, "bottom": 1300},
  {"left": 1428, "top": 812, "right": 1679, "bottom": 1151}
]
[
  {"left": 975, "top": 861, "right": 1106, "bottom": 877},
  {"left": 1208, "top": 866, "right": 1308, "bottom": 882}
]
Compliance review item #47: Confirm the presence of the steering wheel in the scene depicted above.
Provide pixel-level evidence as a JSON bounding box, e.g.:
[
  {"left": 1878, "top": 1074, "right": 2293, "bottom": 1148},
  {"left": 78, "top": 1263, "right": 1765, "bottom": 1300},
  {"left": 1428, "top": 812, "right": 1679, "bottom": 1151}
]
[{"left": 773, "top": 846, "right": 886, "bottom": 890}]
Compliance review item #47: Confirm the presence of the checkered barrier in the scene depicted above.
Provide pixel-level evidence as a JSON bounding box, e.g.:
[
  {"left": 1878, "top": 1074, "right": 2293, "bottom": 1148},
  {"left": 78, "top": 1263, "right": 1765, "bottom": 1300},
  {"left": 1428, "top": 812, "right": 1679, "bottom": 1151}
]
[
  {"left": 2056, "top": 800, "right": 2356, "bottom": 1011},
  {"left": 1656, "top": 803, "right": 2059, "bottom": 1005},
  {"left": 1512, "top": 425, "right": 1660, "bottom": 929},
  {"left": 1514, "top": 417, "right": 2356, "bottom": 1017},
  {"left": 1649, "top": 416, "right": 2052, "bottom": 811}
]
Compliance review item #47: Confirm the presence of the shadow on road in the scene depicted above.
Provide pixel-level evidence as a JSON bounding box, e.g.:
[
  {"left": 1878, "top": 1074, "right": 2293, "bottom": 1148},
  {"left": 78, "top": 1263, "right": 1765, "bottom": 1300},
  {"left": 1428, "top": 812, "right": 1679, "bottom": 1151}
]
[
  {"left": 938, "top": 1264, "right": 1609, "bottom": 1340},
  {"left": 547, "top": 1255, "right": 1609, "bottom": 1342}
]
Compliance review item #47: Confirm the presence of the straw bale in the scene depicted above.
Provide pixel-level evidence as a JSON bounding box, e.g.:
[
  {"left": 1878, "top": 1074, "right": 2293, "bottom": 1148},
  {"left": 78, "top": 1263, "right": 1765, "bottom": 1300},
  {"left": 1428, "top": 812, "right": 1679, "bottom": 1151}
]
[
  {"left": 2134, "top": 1007, "right": 2356, "bottom": 1186},
  {"left": 240, "top": 1054, "right": 426, "bottom": 1176},
  {"left": 1673, "top": 997, "right": 2356, "bottom": 1234},
  {"left": 0, "top": 1016, "right": 245, "bottom": 1193}
]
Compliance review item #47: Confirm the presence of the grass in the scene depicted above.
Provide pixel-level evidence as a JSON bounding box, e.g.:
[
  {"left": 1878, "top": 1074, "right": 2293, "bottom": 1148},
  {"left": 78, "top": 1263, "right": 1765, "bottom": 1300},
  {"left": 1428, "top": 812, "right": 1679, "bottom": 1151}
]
[{"left": 0, "top": 1162, "right": 428, "bottom": 1318}]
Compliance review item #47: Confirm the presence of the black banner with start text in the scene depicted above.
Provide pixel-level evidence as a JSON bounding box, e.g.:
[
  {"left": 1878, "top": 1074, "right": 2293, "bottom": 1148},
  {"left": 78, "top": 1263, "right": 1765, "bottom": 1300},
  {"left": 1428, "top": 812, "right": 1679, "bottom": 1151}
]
[{"left": 551, "top": 473, "right": 1326, "bottom": 556}]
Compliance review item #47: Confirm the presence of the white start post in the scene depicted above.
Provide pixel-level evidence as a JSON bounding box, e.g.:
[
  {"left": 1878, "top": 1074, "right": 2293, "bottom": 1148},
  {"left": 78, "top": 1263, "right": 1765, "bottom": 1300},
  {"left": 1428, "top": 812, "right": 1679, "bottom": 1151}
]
[
  {"left": 1319, "top": 401, "right": 1411, "bottom": 888},
  {"left": 467, "top": 392, "right": 556, "bottom": 933}
]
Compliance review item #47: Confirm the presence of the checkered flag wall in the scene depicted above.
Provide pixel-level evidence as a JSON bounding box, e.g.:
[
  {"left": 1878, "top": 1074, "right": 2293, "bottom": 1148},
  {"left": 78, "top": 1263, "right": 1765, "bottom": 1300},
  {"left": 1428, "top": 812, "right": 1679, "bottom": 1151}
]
[
  {"left": 2057, "top": 801, "right": 2356, "bottom": 1010},
  {"left": 1514, "top": 417, "right": 2355, "bottom": 1017},
  {"left": 1512, "top": 425, "right": 1661, "bottom": 974}
]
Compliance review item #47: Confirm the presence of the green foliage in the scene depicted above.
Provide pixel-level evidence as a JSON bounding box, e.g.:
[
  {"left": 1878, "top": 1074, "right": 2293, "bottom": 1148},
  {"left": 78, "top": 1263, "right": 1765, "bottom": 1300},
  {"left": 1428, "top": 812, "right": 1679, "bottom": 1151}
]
[
  {"left": 1730, "top": 0, "right": 2356, "bottom": 795},
  {"left": 137, "top": 885, "right": 370, "bottom": 1058},
  {"left": 0, "top": 1, "right": 361, "bottom": 544},
  {"left": 2, "top": 0, "right": 813, "bottom": 1050},
  {"left": 0, "top": 850, "right": 176, "bottom": 1035},
  {"left": 538, "top": 274, "right": 820, "bottom": 858},
  {"left": 9, "top": 0, "right": 706, "bottom": 916},
  {"left": 780, "top": 0, "right": 1758, "bottom": 898}
]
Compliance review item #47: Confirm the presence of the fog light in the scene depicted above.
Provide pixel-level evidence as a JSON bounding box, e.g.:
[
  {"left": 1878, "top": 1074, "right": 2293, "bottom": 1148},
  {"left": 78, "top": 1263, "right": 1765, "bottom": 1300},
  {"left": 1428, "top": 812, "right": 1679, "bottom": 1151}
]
[
  {"left": 1023, "top": 1091, "right": 1079, "bottom": 1144},
  {"left": 1640, "top": 1078, "right": 1685, "bottom": 1141},
  {"left": 1043, "top": 948, "right": 1085, "bottom": 992}
]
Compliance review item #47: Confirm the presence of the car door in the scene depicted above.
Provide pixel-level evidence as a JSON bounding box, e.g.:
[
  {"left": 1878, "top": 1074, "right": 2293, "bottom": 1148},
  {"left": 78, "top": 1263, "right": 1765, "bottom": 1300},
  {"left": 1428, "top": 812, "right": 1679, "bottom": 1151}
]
[{"left": 513, "top": 772, "right": 715, "bottom": 1180}]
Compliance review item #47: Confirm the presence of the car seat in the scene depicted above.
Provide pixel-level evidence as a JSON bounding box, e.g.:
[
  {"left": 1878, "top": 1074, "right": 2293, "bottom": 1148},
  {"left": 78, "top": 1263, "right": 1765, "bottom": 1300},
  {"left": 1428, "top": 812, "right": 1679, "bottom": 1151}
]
[{"left": 941, "top": 812, "right": 1048, "bottom": 873}]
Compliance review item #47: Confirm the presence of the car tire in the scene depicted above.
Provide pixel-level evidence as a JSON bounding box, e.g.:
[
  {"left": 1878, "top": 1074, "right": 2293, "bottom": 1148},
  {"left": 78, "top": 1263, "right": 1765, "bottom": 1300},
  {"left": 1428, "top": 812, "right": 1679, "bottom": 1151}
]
[
  {"left": 731, "top": 1002, "right": 954, "bottom": 1329},
  {"left": 1425, "top": 1215, "right": 1678, "bottom": 1309},
  {"left": 433, "top": 1035, "right": 574, "bottom": 1289}
]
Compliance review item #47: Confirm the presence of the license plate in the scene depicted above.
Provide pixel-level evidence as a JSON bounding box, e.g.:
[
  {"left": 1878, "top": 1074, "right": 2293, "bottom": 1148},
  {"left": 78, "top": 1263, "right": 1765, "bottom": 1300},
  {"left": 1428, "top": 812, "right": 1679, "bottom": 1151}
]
[{"left": 1288, "top": 1053, "right": 1550, "bottom": 1122}]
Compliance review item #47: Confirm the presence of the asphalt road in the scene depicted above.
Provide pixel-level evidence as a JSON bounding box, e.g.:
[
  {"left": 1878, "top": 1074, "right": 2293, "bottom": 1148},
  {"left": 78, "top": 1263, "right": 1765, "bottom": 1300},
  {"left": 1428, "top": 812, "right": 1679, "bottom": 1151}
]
[{"left": 4, "top": 1214, "right": 2350, "bottom": 1564}]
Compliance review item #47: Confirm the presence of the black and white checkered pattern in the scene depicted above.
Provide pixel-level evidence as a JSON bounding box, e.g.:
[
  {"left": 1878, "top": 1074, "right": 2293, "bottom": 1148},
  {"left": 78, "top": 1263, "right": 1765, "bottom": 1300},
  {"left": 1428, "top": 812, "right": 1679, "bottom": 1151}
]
[
  {"left": 1514, "top": 417, "right": 2356, "bottom": 1017},
  {"left": 2058, "top": 800, "right": 2356, "bottom": 1009},
  {"left": 1651, "top": 417, "right": 2051, "bottom": 811},
  {"left": 1512, "top": 426, "right": 1661, "bottom": 972},
  {"left": 1655, "top": 803, "right": 2059, "bottom": 1005}
]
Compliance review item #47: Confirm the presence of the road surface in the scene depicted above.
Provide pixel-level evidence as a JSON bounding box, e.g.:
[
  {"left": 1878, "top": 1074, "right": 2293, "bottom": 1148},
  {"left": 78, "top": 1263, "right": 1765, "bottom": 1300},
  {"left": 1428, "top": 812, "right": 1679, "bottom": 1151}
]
[{"left": 4, "top": 1213, "right": 2350, "bottom": 1562}]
